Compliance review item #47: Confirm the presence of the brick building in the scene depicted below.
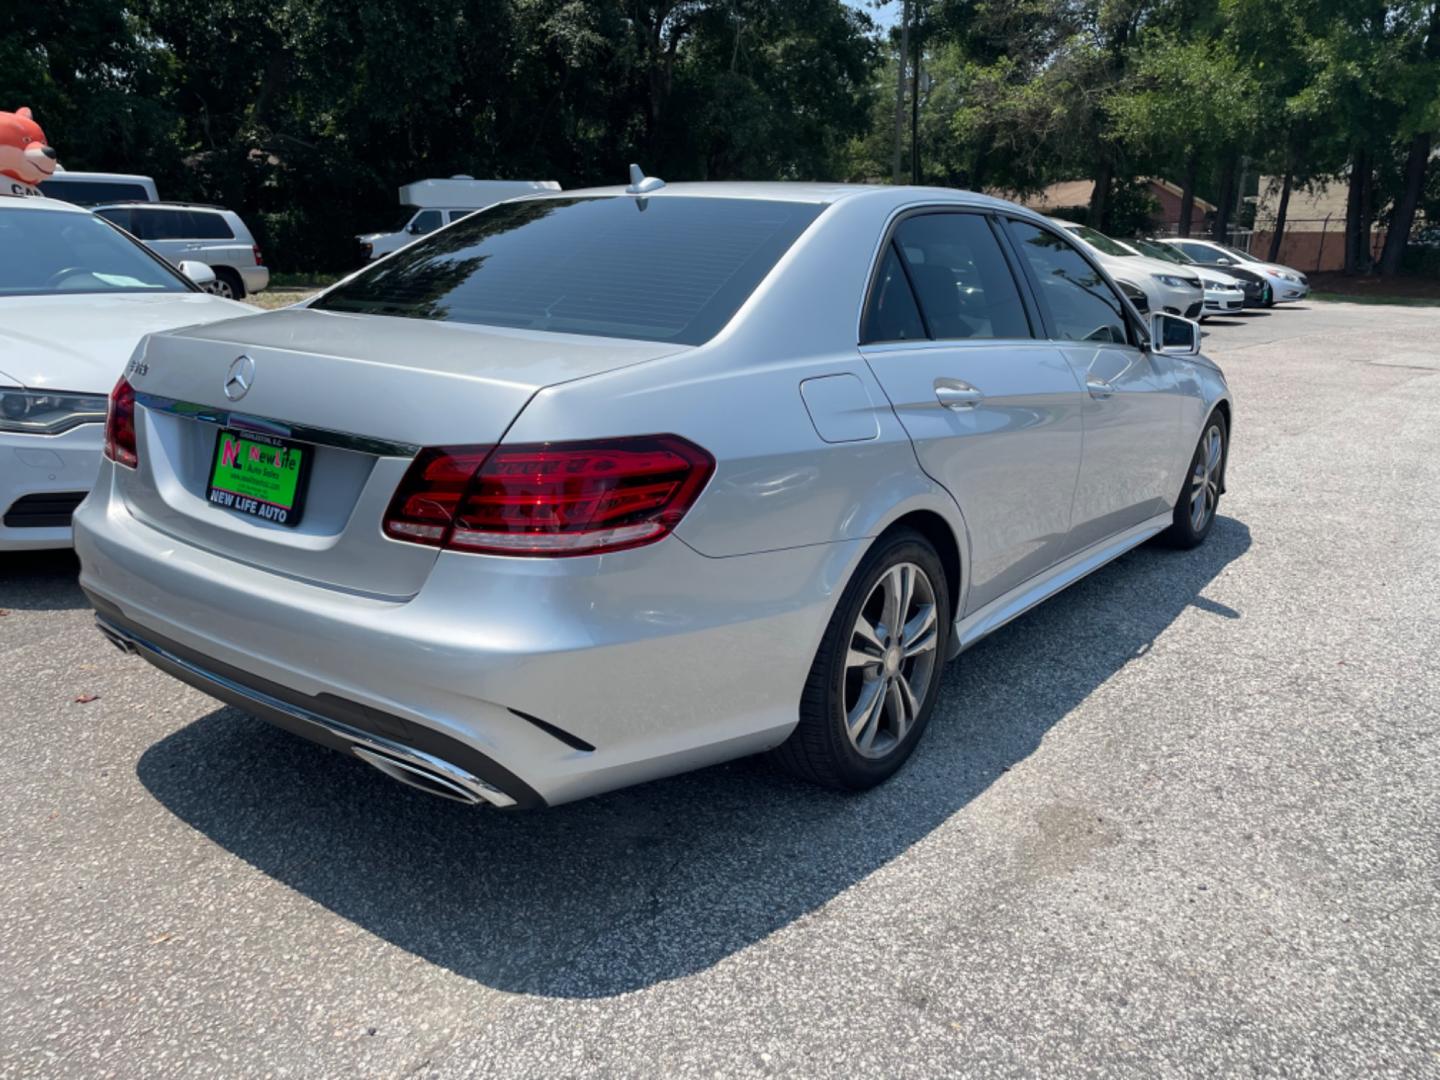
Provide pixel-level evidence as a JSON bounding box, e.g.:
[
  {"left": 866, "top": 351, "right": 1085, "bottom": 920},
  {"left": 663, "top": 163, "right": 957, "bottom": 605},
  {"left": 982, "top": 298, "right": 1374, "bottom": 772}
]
[{"left": 1009, "top": 178, "right": 1215, "bottom": 234}]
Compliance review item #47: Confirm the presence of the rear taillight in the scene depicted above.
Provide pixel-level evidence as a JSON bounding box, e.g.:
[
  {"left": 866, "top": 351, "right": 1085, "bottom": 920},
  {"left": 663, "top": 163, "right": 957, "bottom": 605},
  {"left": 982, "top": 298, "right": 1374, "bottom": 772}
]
[
  {"left": 104, "top": 377, "right": 137, "bottom": 468},
  {"left": 383, "top": 435, "right": 714, "bottom": 557},
  {"left": 252, "top": 244, "right": 264, "bottom": 266}
]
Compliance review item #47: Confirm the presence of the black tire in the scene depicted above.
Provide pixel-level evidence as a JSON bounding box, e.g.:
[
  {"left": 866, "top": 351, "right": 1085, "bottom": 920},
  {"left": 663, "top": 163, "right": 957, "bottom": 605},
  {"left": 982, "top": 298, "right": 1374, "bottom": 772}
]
[
  {"left": 1161, "top": 412, "right": 1227, "bottom": 549},
  {"left": 212, "top": 267, "right": 246, "bottom": 300},
  {"left": 771, "top": 528, "right": 952, "bottom": 790}
]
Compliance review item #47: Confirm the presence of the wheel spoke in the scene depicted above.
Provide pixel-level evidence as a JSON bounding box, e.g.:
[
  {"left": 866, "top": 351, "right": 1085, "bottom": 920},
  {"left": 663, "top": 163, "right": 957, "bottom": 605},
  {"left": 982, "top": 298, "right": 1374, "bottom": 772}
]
[
  {"left": 881, "top": 676, "right": 915, "bottom": 743},
  {"left": 902, "top": 610, "right": 938, "bottom": 658},
  {"left": 852, "top": 614, "right": 885, "bottom": 655},
  {"left": 848, "top": 678, "right": 886, "bottom": 752},
  {"left": 901, "top": 603, "right": 936, "bottom": 651},
  {"left": 880, "top": 565, "right": 911, "bottom": 641}
]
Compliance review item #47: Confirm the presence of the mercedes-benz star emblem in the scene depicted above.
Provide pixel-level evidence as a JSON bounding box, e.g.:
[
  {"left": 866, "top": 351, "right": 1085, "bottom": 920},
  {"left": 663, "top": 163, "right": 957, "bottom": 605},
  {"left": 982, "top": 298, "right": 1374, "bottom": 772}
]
[{"left": 223, "top": 355, "right": 255, "bottom": 402}]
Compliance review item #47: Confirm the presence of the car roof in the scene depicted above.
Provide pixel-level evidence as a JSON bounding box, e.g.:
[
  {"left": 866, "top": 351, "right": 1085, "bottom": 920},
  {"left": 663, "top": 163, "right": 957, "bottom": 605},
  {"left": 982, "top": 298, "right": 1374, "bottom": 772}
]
[
  {"left": 93, "top": 201, "right": 230, "bottom": 212},
  {"left": 0, "top": 195, "right": 91, "bottom": 215},
  {"left": 44, "top": 171, "right": 155, "bottom": 182},
  {"left": 517, "top": 180, "right": 1023, "bottom": 213}
]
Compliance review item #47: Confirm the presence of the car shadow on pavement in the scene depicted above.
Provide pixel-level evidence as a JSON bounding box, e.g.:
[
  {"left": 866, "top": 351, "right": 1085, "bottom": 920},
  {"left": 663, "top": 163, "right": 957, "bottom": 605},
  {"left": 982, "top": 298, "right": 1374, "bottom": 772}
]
[
  {"left": 0, "top": 550, "right": 88, "bottom": 611},
  {"left": 136, "top": 515, "right": 1251, "bottom": 999}
]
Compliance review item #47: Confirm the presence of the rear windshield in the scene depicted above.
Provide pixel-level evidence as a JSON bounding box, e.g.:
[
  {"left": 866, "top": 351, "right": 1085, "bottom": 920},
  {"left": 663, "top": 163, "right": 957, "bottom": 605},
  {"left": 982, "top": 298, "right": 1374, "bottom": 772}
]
[
  {"left": 1139, "top": 240, "right": 1191, "bottom": 265},
  {"left": 313, "top": 196, "right": 825, "bottom": 344},
  {"left": 1067, "top": 224, "right": 1135, "bottom": 257}
]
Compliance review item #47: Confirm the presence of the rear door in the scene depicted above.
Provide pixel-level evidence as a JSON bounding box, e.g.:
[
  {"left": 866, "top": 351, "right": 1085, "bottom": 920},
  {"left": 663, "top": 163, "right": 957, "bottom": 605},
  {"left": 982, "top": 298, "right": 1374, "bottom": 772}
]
[
  {"left": 130, "top": 207, "right": 188, "bottom": 265},
  {"left": 859, "top": 209, "right": 1085, "bottom": 614},
  {"left": 183, "top": 209, "right": 246, "bottom": 269},
  {"left": 1002, "top": 218, "right": 1181, "bottom": 548}
]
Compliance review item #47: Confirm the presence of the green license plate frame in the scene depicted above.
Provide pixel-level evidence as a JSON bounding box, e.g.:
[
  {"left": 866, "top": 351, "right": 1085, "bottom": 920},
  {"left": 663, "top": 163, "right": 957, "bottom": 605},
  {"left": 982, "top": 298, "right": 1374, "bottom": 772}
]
[{"left": 205, "top": 428, "right": 312, "bottom": 528}]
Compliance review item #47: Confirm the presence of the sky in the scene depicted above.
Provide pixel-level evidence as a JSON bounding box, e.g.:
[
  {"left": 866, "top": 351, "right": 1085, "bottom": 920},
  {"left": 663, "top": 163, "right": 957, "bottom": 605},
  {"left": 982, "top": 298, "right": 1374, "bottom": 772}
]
[{"left": 843, "top": 0, "right": 901, "bottom": 30}]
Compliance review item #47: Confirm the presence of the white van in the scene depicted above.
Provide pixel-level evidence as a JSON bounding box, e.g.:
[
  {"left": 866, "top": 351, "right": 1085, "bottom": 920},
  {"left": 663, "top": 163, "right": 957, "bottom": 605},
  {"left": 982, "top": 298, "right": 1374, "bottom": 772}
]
[
  {"left": 358, "top": 176, "right": 560, "bottom": 261},
  {"left": 39, "top": 171, "right": 159, "bottom": 206}
]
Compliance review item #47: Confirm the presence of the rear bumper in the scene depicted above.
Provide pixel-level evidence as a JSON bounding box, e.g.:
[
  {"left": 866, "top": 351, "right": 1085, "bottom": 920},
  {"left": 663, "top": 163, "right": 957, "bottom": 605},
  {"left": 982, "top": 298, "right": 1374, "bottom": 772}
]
[
  {"left": 0, "top": 425, "right": 103, "bottom": 551},
  {"left": 74, "top": 467, "right": 857, "bottom": 805},
  {"left": 238, "top": 265, "right": 270, "bottom": 294}
]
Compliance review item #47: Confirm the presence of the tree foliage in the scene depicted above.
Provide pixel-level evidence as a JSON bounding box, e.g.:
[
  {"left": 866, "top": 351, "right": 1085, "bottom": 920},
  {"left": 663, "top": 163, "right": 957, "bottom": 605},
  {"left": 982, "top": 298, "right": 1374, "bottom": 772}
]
[
  {"left": 4, "top": 0, "right": 1436, "bottom": 275},
  {"left": 4, "top": 0, "right": 875, "bottom": 271}
]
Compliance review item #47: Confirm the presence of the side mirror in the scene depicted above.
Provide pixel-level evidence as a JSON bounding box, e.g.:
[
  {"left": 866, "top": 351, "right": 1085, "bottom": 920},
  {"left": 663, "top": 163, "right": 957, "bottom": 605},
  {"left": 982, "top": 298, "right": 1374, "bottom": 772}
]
[
  {"left": 178, "top": 260, "right": 216, "bottom": 288},
  {"left": 407, "top": 222, "right": 423, "bottom": 235},
  {"left": 1150, "top": 312, "right": 1200, "bottom": 356},
  {"left": 1214, "top": 256, "right": 1233, "bottom": 265}
]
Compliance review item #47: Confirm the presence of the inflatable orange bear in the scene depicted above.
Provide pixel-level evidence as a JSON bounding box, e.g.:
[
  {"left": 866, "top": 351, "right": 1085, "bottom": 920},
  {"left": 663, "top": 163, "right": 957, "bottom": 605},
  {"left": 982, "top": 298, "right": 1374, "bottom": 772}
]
[{"left": 1, "top": 107, "right": 58, "bottom": 197}]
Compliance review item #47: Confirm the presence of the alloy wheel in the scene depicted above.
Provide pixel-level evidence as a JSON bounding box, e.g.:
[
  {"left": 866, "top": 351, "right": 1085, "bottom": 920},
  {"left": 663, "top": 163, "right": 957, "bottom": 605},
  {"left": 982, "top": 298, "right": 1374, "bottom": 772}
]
[
  {"left": 1189, "top": 423, "right": 1223, "bottom": 532},
  {"left": 844, "top": 562, "right": 939, "bottom": 759}
]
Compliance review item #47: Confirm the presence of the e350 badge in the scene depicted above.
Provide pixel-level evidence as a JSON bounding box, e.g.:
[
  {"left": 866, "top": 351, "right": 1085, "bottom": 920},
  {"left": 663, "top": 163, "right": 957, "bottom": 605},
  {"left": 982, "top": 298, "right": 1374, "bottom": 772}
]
[{"left": 125, "top": 358, "right": 149, "bottom": 379}]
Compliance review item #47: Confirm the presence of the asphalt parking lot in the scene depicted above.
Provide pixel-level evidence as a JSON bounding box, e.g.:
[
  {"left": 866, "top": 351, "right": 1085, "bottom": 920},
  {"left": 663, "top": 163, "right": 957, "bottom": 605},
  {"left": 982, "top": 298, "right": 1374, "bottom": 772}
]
[{"left": 2, "top": 301, "right": 1438, "bottom": 1079}]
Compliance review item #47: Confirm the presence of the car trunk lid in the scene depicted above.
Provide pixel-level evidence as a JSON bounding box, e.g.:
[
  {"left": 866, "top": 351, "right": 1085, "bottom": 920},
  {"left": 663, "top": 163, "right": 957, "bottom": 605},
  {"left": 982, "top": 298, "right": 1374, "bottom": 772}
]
[{"left": 117, "top": 308, "right": 688, "bottom": 597}]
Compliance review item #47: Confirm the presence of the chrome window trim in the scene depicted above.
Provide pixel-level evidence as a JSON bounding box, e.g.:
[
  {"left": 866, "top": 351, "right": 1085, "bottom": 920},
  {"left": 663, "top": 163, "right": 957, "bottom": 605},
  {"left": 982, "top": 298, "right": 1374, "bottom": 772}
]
[{"left": 134, "top": 391, "right": 421, "bottom": 457}]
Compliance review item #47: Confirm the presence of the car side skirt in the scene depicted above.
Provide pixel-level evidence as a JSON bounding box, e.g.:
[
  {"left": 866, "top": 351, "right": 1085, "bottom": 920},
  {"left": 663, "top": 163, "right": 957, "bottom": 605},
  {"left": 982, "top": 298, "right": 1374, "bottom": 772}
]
[{"left": 952, "top": 511, "right": 1173, "bottom": 654}]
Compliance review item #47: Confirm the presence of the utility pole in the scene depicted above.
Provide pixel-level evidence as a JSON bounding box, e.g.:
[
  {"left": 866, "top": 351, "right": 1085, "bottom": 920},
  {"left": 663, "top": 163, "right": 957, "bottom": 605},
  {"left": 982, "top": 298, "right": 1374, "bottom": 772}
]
[
  {"left": 910, "top": 3, "right": 922, "bottom": 185},
  {"left": 891, "top": 0, "right": 911, "bottom": 184}
]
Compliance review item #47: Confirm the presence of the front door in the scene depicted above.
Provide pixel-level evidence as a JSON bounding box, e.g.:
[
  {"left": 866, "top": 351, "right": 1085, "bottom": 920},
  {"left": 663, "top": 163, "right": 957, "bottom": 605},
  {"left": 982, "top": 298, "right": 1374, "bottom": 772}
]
[
  {"left": 1001, "top": 218, "right": 1182, "bottom": 550},
  {"left": 859, "top": 211, "right": 1086, "bottom": 615}
]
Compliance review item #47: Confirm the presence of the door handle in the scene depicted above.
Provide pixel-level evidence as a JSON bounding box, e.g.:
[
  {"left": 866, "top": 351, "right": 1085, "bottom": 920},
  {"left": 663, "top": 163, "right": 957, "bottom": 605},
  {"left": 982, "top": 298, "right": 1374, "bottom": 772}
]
[
  {"left": 1086, "top": 376, "right": 1114, "bottom": 399},
  {"left": 934, "top": 380, "right": 983, "bottom": 410}
]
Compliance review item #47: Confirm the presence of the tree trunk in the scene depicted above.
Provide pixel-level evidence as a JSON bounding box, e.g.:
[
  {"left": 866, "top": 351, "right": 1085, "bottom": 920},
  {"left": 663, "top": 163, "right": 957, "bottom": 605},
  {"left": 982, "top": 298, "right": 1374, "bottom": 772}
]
[
  {"left": 1177, "top": 154, "right": 1197, "bottom": 237},
  {"left": 1344, "top": 147, "right": 1369, "bottom": 275},
  {"left": 1088, "top": 160, "right": 1112, "bottom": 229},
  {"left": 1378, "top": 131, "right": 1430, "bottom": 276},
  {"left": 1211, "top": 156, "right": 1236, "bottom": 243},
  {"left": 891, "top": 0, "right": 910, "bottom": 185},
  {"left": 1267, "top": 171, "right": 1293, "bottom": 263}
]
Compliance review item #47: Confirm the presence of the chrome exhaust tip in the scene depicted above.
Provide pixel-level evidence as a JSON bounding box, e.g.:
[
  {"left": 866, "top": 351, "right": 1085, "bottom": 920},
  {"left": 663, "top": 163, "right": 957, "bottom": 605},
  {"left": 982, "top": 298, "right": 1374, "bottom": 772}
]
[
  {"left": 350, "top": 745, "right": 514, "bottom": 807},
  {"left": 96, "top": 621, "right": 136, "bottom": 655}
]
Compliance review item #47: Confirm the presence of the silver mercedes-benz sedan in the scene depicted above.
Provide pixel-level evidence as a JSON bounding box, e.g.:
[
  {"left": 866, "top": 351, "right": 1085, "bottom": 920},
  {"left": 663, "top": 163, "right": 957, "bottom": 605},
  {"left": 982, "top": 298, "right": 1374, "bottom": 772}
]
[{"left": 75, "top": 180, "right": 1231, "bottom": 809}]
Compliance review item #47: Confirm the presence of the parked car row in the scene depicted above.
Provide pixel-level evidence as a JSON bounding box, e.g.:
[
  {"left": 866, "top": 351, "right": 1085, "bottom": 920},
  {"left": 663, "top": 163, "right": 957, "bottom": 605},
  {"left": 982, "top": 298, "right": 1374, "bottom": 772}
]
[{"left": 1051, "top": 218, "right": 1311, "bottom": 319}]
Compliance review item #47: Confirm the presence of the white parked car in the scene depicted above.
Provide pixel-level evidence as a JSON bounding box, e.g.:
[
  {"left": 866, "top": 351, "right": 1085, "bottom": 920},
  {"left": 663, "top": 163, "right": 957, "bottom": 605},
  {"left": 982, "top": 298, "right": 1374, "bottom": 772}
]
[
  {"left": 94, "top": 202, "right": 269, "bottom": 300},
  {"left": 1115, "top": 239, "right": 1245, "bottom": 318},
  {"left": 1155, "top": 238, "right": 1309, "bottom": 304},
  {"left": 1053, "top": 220, "right": 1205, "bottom": 320},
  {"left": 39, "top": 171, "right": 159, "bottom": 206},
  {"left": 0, "top": 197, "right": 252, "bottom": 550},
  {"left": 358, "top": 177, "right": 561, "bottom": 261}
]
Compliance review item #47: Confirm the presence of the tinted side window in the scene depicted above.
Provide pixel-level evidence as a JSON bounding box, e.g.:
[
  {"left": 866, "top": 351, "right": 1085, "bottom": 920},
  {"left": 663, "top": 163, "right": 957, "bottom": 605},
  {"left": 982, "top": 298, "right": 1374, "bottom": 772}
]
[
  {"left": 1006, "top": 220, "right": 1131, "bottom": 345},
  {"left": 1173, "top": 241, "right": 1215, "bottom": 262},
  {"left": 185, "top": 211, "right": 234, "bottom": 239},
  {"left": 862, "top": 244, "right": 926, "bottom": 343},
  {"left": 95, "top": 207, "right": 134, "bottom": 233},
  {"left": 39, "top": 179, "right": 150, "bottom": 206},
  {"left": 411, "top": 210, "right": 443, "bottom": 234},
  {"left": 893, "top": 214, "right": 1030, "bottom": 340},
  {"left": 133, "top": 209, "right": 190, "bottom": 240}
]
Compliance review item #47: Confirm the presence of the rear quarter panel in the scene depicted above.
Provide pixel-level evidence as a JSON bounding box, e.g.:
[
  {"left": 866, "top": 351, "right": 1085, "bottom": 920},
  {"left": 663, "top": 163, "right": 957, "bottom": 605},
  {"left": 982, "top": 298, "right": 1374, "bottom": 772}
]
[{"left": 501, "top": 195, "right": 970, "bottom": 562}]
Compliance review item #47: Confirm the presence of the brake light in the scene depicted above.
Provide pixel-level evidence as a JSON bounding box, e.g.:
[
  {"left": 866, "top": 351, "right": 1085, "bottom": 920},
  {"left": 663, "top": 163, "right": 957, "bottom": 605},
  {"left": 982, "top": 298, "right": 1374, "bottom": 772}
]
[
  {"left": 104, "top": 377, "right": 138, "bottom": 468},
  {"left": 252, "top": 244, "right": 264, "bottom": 266},
  {"left": 383, "top": 435, "right": 714, "bottom": 557}
]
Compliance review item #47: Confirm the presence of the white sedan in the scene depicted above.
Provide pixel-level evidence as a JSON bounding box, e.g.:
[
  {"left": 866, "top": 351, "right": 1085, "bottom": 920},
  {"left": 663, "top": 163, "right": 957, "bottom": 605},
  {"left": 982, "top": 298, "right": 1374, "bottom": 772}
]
[{"left": 0, "top": 196, "right": 252, "bottom": 550}]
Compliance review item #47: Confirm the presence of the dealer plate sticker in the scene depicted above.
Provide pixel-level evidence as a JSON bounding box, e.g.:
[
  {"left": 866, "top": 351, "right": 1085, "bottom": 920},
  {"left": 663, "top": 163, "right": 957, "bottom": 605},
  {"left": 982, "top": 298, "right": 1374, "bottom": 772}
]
[{"left": 206, "top": 429, "right": 311, "bottom": 527}]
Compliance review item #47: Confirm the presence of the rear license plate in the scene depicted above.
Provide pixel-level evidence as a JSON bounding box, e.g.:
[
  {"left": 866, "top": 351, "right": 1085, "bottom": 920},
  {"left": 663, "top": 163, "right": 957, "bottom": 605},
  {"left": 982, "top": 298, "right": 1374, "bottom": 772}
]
[{"left": 205, "top": 429, "right": 311, "bottom": 527}]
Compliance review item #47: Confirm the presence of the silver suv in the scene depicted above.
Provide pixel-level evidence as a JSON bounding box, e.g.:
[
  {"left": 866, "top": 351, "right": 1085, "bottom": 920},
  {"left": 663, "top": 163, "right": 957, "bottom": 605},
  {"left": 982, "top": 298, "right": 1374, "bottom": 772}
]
[{"left": 94, "top": 202, "right": 268, "bottom": 300}]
